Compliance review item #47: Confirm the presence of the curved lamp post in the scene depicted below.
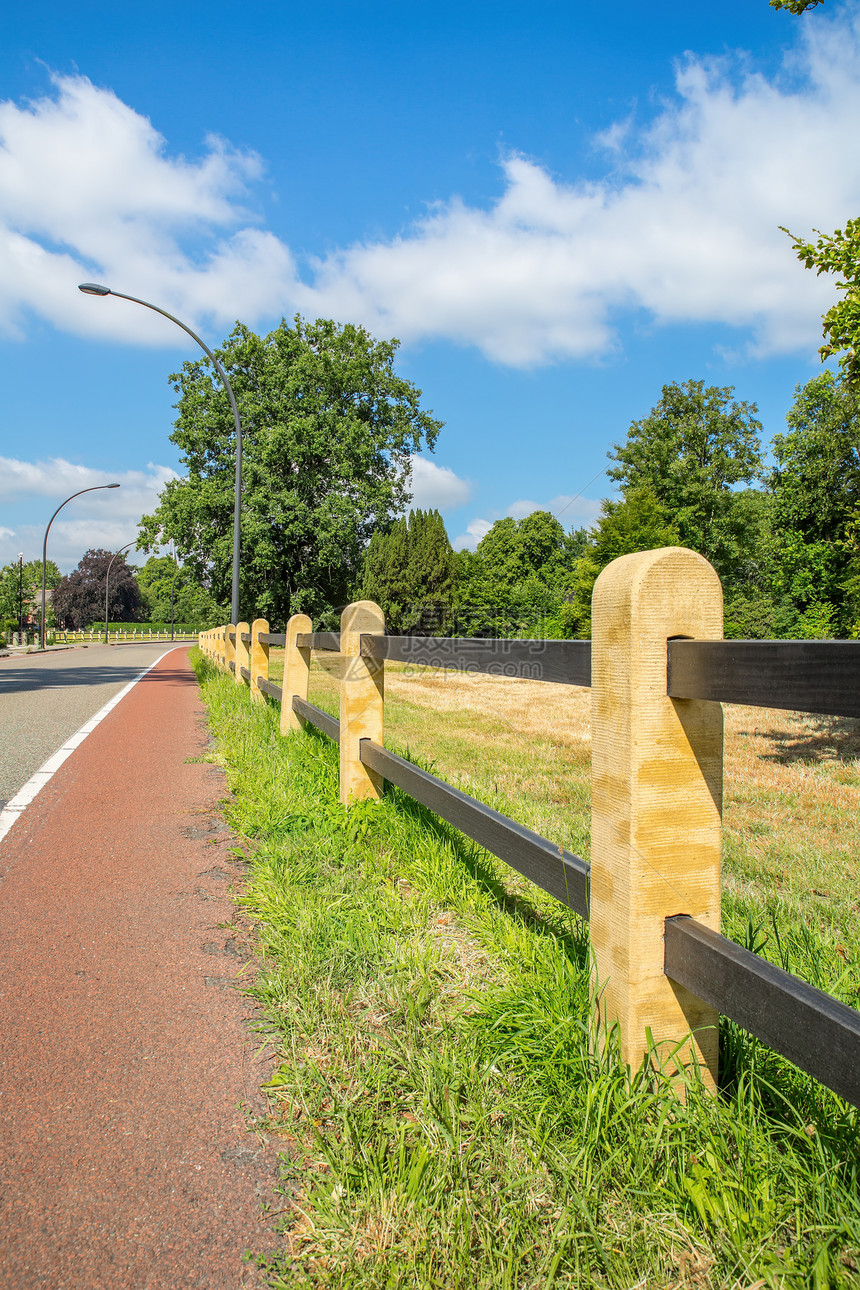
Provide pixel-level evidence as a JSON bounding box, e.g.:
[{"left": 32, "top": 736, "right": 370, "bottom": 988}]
[
  {"left": 78, "top": 283, "right": 243, "bottom": 626},
  {"left": 42, "top": 484, "right": 120, "bottom": 650},
  {"left": 104, "top": 542, "right": 135, "bottom": 644}
]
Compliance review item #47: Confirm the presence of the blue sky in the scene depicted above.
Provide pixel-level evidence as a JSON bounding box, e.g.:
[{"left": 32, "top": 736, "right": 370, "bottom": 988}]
[{"left": 1, "top": 0, "right": 858, "bottom": 571}]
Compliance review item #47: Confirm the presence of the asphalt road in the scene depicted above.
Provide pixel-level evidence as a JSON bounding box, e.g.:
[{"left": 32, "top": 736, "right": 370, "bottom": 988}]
[{"left": 0, "top": 643, "right": 187, "bottom": 807}]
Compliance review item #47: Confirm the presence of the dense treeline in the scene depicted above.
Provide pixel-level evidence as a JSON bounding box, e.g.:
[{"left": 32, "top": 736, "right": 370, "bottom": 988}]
[
  {"left": 0, "top": 550, "right": 223, "bottom": 634},
  {"left": 359, "top": 372, "right": 860, "bottom": 639}
]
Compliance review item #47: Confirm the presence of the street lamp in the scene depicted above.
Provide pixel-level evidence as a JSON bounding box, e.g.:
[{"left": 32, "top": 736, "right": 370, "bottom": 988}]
[
  {"left": 105, "top": 541, "right": 135, "bottom": 645},
  {"left": 78, "top": 283, "right": 244, "bottom": 626},
  {"left": 41, "top": 484, "right": 121, "bottom": 650},
  {"left": 17, "top": 553, "right": 23, "bottom": 642}
]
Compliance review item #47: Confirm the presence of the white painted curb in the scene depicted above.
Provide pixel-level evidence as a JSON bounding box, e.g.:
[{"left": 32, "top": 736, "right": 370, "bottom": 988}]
[{"left": 0, "top": 648, "right": 177, "bottom": 847}]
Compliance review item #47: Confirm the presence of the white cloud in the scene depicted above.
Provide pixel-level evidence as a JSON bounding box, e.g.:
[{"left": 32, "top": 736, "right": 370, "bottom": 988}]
[
  {"left": 407, "top": 456, "right": 472, "bottom": 511},
  {"left": 0, "top": 73, "right": 296, "bottom": 344},
  {"left": 0, "top": 457, "right": 176, "bottom": 570},
  {"left": 2, "top": 11, "right": 860, "bottom": 364},
  {"left": 452, "top": 518, "right": 494, "bottom": 552},
  {"left": 453, "top": 493, "right": 603, "bottom": 550},
  {"left": 296, "top": 9, "right": 860, "bottom": 364}
]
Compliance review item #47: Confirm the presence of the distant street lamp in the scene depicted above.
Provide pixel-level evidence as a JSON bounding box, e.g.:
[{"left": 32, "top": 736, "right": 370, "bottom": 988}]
[
  {"left": 170, "top": 540, "right": 178, "bottom": 643},
  {"left": 78, "top": 283, "right": 244, "bottom": 626},
  {"left": 17, "top": 552, "right": 23, "bottom": 641},
  {"left": 41, "top": 484, "right": 121, "bottom": 650},
  {"left": 105, "top": 542, "right": 135, "bottom": 645}
]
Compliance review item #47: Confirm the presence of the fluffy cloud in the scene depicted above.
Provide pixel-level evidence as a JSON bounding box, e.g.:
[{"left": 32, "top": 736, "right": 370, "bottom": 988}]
[
  {"left": 303, "top": 12, "right": 860, "bottom": 364},
  {"left": 0, "top": 457, "right": 176, "bottom": 570},
  {"left": 407, "top": 456, "right": 472, "bottom": 511},
  {"left": 2, "top": 11, "right": 860, "bottom": 363},
  {"left": 0, "top": 73, "right": 297, "bottom": 343},
  {"left": 452, "top": 493, "right": 603, "bottom": 551}
]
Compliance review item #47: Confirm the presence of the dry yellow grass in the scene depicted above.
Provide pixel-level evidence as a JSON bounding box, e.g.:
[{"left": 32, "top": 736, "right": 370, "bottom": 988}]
[{"left": 267, "top": 649, "right": 860, "bottom": 949}]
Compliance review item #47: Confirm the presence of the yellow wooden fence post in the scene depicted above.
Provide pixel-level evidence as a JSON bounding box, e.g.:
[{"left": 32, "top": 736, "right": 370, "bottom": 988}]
[
  {"left": 339, "top": 600, "right": 384, "bottom": 806},
  {"left": 225, "top": 623, "right": 236, "bottom": 677},
  {"left": 590, "top": 547, "right": 723, "bottom": 1091},
  {"left": 235, "top": 621, "right": 250, "bottom": 685},
  {"left": 250, "top": 618, "right": 269, "bottom": 703},
  {"left": 281, "top": 613, "right": 312, "bottom": 734}
]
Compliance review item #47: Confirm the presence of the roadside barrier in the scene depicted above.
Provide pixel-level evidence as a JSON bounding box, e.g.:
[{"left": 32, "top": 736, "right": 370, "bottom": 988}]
[{"left": 200, "top": 546, "right": 860, "bottom": 1107}]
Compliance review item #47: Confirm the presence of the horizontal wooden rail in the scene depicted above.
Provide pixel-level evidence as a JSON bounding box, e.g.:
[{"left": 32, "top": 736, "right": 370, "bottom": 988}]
[
  {"left": 259, "top": 632, "right": 286, "bottom": 646},
  {"left": 296, "top": 632, "right": 341, "bottom": 652},
  {"left": 240, "top": 632, "right": 251, "bottom": 644},
  {"left": 360, "top": 739, "right": 590, "bottom": 919},
  {"left": 361, "top": 635, "right": 592, "bottom": 686},
  {"left": 240, "top": 665, "right": 251, "bottom": 681},
  {"left": 665, "top": 916, "right": 860, "bottom": 1107},
  {"left": 228, "top": 660, "right": 235, "bottom": 672},
  {"left": 257, "top": 677, "right": 283, "bottom": 702},
  {"left": 292, "top": 693, "right": 341, "bottom": 742},
  {"left": 667, "top": 639, "right": 860, "bottom": 718}
]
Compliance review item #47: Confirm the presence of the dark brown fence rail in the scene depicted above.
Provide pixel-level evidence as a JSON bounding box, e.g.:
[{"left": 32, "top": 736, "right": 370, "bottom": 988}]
[
  {"left": 360, "top": 739, "right": 590, "bottom": 919},
  {"left": 292, "top": 694, "right": 341, "bottom": 743},
  {"left": 361, "top": 634, "right": 593, "bottom": 686},
  {"left": 667, "top": 639, "right": 860, "bottom": 718},
  {"left": 665, "top": 916, "right": 860, "bottom": 1106},
  {"left": 296, "top": 632, "right": 341, "bottom": 652},
  {"left": 200, "top": 560, "right": 860, "bottom": 1108}
]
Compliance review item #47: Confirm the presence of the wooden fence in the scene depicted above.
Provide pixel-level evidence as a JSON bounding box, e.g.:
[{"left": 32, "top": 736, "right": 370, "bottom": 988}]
[{"left": 199, "top": 547, "right": 860, "bottom": 1108}]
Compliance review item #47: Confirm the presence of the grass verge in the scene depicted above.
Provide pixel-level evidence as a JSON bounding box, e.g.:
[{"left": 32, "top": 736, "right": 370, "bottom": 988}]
[{"left": 195, "top": 649, "right": 859, "bottom": 1288}]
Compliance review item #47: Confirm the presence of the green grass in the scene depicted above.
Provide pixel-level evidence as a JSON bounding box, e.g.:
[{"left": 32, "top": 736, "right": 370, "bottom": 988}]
[{"left": 193, "top": 650, "right": 860, "bottom": 1288}]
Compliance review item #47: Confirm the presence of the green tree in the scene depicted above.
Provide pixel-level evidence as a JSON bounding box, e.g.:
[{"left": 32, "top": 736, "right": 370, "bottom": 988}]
[
  {"left": 607, "top": 379, "right": 763, "bottom": 581},
  {"left": 782, "top": 220, "right": 860, "bottom": 387},
  {"left": 0, "top": 559, "right": 60, "bottom": 632},
  {"left": 53, "top": 549, "right": 143, "bottom": 629},
  {"left": 564, "top": 486, "right": 681, "bottom": 638},
  {"left": 456, "top": 511, "right": 581, "bottom": 636},
  {"left": 136, "top": 555, "right": 223, "bottom": 627},
  {"left": 139, "top": 316, "right": 442, "bottom": 627},
  {"left": 361, "top": 509, "right": 456, "bottom": 632},
  {"left": 769, "top": 0, "right": 823, "bottom": 12},
  {"left": 768, "top": 372, "right": 860, "bottom": 636}
]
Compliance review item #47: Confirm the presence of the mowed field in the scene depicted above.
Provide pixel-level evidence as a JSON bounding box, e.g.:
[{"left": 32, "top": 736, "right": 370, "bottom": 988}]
[{"left": 269, "top": 648, "right": 860, "bottom": 979}]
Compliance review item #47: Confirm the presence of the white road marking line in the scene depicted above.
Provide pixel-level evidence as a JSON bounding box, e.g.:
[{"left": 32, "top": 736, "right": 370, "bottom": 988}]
[{"left": 0, "top": 649, "right": 177, "bottom": 848}]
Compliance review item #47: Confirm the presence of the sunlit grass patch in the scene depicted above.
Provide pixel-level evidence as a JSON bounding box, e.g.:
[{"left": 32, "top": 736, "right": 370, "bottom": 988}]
[{"left": 193, "top": 649, "right": 860, "bottom": 1288}]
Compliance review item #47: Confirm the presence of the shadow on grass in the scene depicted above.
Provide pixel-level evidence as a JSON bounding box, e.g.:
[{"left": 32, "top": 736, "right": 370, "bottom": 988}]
[{"left": 741, "top": 713, "right": 860, "bottom": 765}]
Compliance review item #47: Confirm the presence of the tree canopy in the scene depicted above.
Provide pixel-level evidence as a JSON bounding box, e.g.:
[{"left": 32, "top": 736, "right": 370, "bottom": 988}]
[
  {"left": 769, "top": 0, "right": 823, "bottom": 12},
  {"left": 139, "top": 316, "right": 442, "bottom": 627},
  {"left": 360, "top": 509, "right": 456, "bottom": 633},
  {"left": 607, "top": 379, "right": 763, "bottom": 582},
  {"left": 457, "top": 511, "right": 585, "bottom": 637},
  {"left": 136, "top": 555, "right": 223, "bottom": 627},
  {"left": 53, "top": 549, "right": 143, "bottom": 629},
  {"left": 768, "top": 372, "right": 860, "bottom": 636},
  {"left": 782, "top": 220, "right": 860, "bottom": 386},
  {"left": 0, "top": 558, "right": 60, "bottom": 630}
]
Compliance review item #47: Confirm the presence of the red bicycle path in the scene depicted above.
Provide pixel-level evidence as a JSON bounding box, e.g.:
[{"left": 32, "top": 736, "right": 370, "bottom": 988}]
[{"left": 0, "top": 648, "right": 281, "bottom": 1289}]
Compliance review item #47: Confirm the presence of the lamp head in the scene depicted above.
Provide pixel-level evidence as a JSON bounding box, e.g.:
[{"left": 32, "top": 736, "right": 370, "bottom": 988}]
[
  {"left": 107, "top": 483, "right": 121, "bottom": 489},
  {"left": 78, "top": 282, "right": 111, "bottom": 296}
]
